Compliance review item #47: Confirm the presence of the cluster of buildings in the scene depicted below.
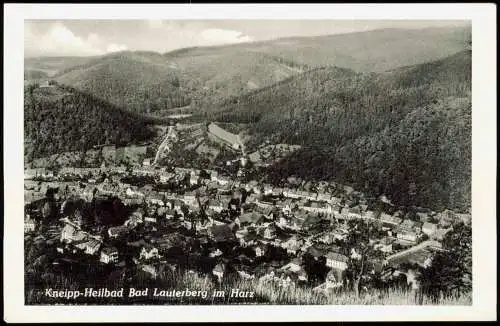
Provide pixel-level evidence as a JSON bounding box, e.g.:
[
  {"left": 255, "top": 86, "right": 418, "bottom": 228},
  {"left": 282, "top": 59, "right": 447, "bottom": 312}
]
[{"left": 24, "top": 162, "right": 470, "bottom": 290}]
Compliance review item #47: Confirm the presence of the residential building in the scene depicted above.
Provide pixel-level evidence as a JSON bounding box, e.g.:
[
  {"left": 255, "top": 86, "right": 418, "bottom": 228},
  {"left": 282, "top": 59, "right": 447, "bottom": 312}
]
[
  {"left": 108, "top": 225, "right": 129, "bottom": 239},
  {"left": 325, "top": 251, "right": 349, "bottom": 270},
  {"left": 422, "top": 222, "right": 438, "bottom": 236},
  {"left": 144, "top": 216, "right": 157, "bottom": 224},
  {"left": 100, "top": 247, "right": 118, "bottom": 264},
  {"left": 24, "top": 217, "right": 37, "bottom": 233},
  {"left": 84, "top": 238, "right": 102, "bottom": 255},
  {"left": 395, "top": 219, "right": 420, "bottom": 243},
  {"left": 139, "top": 245, "right": 160, "bottom": 261}
]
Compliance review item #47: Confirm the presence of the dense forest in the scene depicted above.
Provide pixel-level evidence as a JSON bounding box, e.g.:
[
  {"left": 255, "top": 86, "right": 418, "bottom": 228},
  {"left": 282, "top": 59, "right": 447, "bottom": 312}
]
[
  {"left": 24, "top": 69, "right": 49, "bottom": 81},
  {"left": 24, "top": 84, "right": 156, "bottom": 159},
  {"left": 212, "top": 51, "right": 472, "bottom": 212}
]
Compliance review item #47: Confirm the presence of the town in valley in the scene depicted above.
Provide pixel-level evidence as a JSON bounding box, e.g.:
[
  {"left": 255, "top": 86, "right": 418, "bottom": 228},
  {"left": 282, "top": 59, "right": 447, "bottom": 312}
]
[
  {"left": 24, "top": 119, "right": 470, "bottom": 304},
  {"left": 23, "top": 20, "right": 472, "bottom": 305}
]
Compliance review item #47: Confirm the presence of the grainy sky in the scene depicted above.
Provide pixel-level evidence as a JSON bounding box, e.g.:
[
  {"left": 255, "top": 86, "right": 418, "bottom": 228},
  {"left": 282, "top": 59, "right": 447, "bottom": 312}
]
[{"left": 25, "top": 20, "right": 470, "bottom": 57}]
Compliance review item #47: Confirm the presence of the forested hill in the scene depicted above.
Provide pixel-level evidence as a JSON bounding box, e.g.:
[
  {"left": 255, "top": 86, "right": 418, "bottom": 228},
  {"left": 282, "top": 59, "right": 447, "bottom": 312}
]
[
  {"left": 214, "top": 51, "right": 472, "bottom": 212},
  {"left": 51, "top": 50, "right": 308, "bottom": 114},
  {"left": 26, "top": 26, "right": 470, "bottom": 115},
  {"left": 24, "top": 84, "right": 156, "bottom": 160}
]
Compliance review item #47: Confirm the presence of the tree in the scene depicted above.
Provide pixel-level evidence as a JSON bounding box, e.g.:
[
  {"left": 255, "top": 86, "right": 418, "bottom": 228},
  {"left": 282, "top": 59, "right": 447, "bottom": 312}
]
[
  {"left": 342, "top": 219, "right": 383, "bottom": 298},
  {"left": 418, "top": 222, "right": 472, "bottom": 301}
]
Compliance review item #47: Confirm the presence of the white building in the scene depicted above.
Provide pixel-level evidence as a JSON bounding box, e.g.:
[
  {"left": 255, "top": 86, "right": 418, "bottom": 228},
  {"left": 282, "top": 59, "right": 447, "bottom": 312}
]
[
  {"left": 100, "top": 247, "right": 118, "bottom": 264},
  {"left": 325, "top": 252, "right": 349, "bottom": 271},
  {"left": 139, "top": 246, "right": 159, "bottom": 261},
  {"left": 422, "top": 222, "right": 438, "bottom": 236}
]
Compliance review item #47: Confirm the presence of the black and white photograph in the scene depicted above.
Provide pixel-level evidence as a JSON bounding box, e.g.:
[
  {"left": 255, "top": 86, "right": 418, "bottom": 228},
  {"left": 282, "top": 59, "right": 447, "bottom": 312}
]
[{"left": 3, "top": 3, "right": 497, "bottom": 323}]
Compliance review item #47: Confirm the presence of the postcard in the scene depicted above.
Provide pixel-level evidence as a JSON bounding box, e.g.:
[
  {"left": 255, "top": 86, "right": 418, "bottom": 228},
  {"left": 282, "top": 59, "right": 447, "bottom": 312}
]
[{"left": 3, "top": 3, "right": 497, "bottom": 323}]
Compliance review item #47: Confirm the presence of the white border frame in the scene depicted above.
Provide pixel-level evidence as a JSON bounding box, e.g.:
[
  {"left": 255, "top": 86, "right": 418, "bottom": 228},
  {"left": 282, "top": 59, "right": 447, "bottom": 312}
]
[{"left": 4, "top": 3, "right": 497, "bottom": 322}]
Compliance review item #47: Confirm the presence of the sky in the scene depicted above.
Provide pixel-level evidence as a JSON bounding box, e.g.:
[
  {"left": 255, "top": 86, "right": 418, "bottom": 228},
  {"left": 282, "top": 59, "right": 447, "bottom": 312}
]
[{"left": 24, "top": 20, "right": 470, "bottom": 57}]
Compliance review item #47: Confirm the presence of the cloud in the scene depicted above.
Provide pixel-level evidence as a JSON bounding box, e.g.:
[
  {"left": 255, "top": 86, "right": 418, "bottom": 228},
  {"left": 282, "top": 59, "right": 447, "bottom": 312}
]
[
  {"left": 106, "top": 43, "right": 128, "bottom": 53},
  {"left": 200, "top": 28, "right": 254, "bottom": 45},
  {"left": 25, "top": 22, "right": 128, "bottom": 57}
]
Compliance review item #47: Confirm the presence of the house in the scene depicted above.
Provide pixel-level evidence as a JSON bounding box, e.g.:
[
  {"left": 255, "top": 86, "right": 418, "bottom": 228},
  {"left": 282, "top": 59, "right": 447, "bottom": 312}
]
[
  {"left": 347, "top": 206, "right": 363, "bottom": 220},
  {"left": 262, "top": 223, "right": 277, "bottom": 239},
  {"left": 159, "top": 174, "right": 172, "bottom": 183},
  {"left": 422, "top": 222, "right": 438, "bottom": 236},
  {"left": 124, "top": 211, "right": 144, "bottom": 228},
  {"left": 139, "top": 245, "right": 160, "bottom": 261},
  {"left": 208, "top": 199, "right": 224, "bottom": 213},
  {"left": 60, "top": 223, "right": 86, "bottom": 243},
  {"left": 374, "top": 237, "right": 394, "bottom": 253},
  {"left": 395, "top": 219, "right": 420, "bottom": 242},
  {"left": 255, "top": 198, "right": 274, "bottom": 209},
  {"left": 209, "top": 170, "right": 218, "bottom": 181},
  {"left": 144, "top": 216, "right": 157, "bottom": 224},
  {"left": 416, "top": 212, "right": 430, "bottom": 222},
  {"left": 276, "top": 215, "right": 289, "bottom": 228},
  {"left": 84, "top": 238, "right": 102, "bottom": 255},
  {"left": 280, "top": 236, "right": 303, "bottom": 255},
  {"left": 316, "top": 192, "right": 331, "bottom": 203},
  {"left": 305, "top": 191, "right": 318, "bottom": 201},
  {"left": 24, "top": 217, "right": 37, "bottom": 233},
  {"left": 272, "top": 187, "right": 283, "bottom": 196},
  {"left": 212, "top": 263, "right": 226, "bottom": 283},
  {"left": 163, "top": 209, "right": 176, "bottom": 220},
  {"left": 216, "top": 175, "right": 231, "bottom": 186},
  {"left": 100, "top": 247, "right": 118, "bottom": 264},
  {"left": 236, "top": 212, "right": 263, "bottom": 227},
  {"left": 254, "top": 245, "right": 266, "bottom": 257},
  {"left": 334, "top": 206, "right": 349, "bottom": 220},
  {"left": 240, "top": 232, "right": 258, "bottom": 247},
  {"left": 183, "top": 192, "right": 197, "bottom": 206},
  {"left": 108, "top": 225, "right": 129, "bottom": 239},
  {"left": 380, "top": 213, "right": 402, "bottom": 227},
  {"left": 283, "top": 188, "right": 300, "bottom": 199},
  {"left": 190, "top": 175, "right": 200, "bottom": 186},
  {"left": 279, "top": 198, "right": 295, "bottom": 214},
  {"left": 263, "top": 185, "right": 273, "bottom": 195},
  {"left": 148, "top": 196, "right": 164, "bottom": 207},
  {"left": 325, "top": 251, "right": 349, "bottom": 271}
]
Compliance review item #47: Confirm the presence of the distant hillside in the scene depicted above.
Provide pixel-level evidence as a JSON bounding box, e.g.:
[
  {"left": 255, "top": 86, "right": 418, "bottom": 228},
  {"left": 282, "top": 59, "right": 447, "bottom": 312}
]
[
  {"left": 48, "top": 50, "right": 306, "bottom": 114},
  {"left": 24, "top": 84, "right": 156, "bottom": 160},
  {"left": 164, "top": 26, "right": 471, "bottom": 72},
  {"left": 24, "top": 69, "right": 49, "bottom": 82},
  {"left": 219, "top": 51, "right": 471, "bottom": 211},
  {"left": 24, "top": 56, "right": 95, "bottom": 76},
  {"left": 25, "top": 26, "right": 470, "bottom": 115}
]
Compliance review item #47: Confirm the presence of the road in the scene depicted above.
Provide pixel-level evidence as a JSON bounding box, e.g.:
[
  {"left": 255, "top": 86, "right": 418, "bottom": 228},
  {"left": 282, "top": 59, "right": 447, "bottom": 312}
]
[
  {"left": 384, "top": 240, "right": 443, "bottom": 265},
  {"left": 153, "top": 126, "right": 176, "bottom": 166}
]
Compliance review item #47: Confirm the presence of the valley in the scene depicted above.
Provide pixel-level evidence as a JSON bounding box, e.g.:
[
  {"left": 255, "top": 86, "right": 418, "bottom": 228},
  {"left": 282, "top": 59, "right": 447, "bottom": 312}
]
[{"left": 23, "top": 25, "right": 472, "bottom": 306}]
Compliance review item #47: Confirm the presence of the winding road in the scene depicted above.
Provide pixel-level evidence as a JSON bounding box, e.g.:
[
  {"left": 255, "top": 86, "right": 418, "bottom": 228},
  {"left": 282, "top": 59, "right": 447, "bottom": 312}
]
[{"left": 153, "top": 126, "right": 176, "bottom": 166}]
